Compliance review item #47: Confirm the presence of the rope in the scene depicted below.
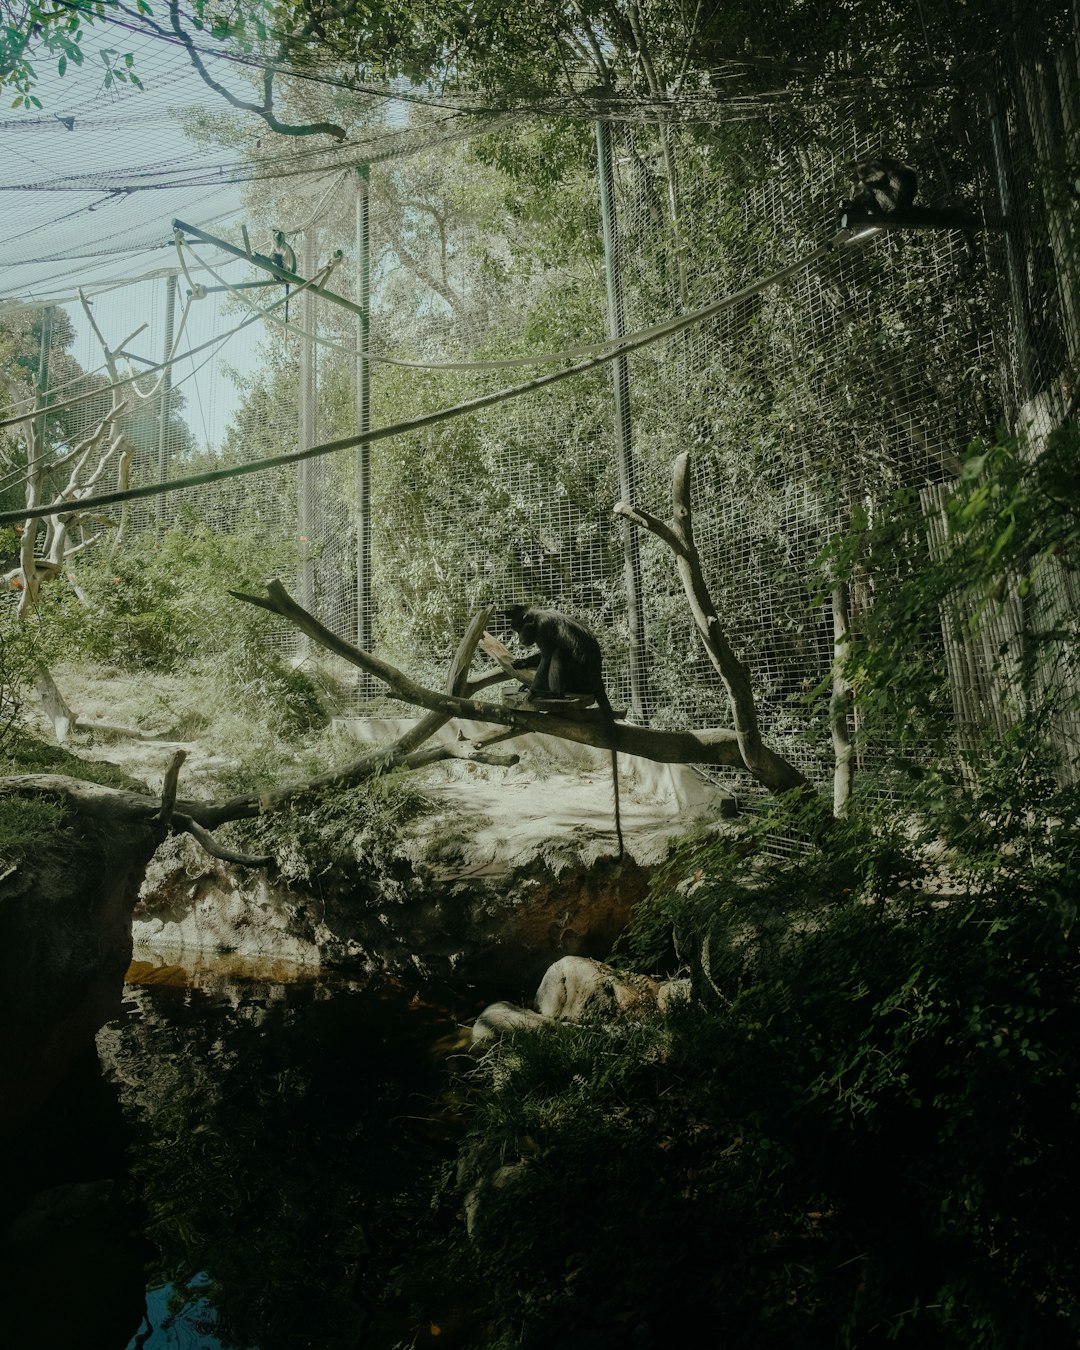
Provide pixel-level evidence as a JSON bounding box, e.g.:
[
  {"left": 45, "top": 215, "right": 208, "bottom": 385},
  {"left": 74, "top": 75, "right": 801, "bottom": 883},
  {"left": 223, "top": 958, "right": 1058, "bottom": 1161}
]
[{"left": 0, "top": 229, "right": 877, "bottom": 528}]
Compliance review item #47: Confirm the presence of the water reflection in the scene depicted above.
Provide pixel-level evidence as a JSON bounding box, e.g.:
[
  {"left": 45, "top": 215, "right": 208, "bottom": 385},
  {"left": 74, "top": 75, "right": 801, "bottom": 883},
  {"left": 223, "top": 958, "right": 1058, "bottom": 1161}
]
[{"left": 97, "top": 949, "right": 476, "bottom": 1350}]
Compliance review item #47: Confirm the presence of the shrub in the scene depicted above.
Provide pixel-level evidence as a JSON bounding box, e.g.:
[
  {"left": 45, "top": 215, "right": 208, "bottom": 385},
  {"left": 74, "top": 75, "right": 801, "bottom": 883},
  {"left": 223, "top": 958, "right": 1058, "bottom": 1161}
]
[{"left": 448, "top": 788, "right": 1080, "bottom": 1349}]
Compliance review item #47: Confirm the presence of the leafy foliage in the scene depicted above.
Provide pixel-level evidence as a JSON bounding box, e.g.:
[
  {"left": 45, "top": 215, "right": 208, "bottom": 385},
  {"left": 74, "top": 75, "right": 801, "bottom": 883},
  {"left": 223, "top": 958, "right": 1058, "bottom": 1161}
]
[
  {"left": 817, "top": 425, "right": 1080, "bottom": 767},
  {"left": 228, "top": 769, "right": 433, "bottom": 900},
  {"left": 29, "top": 513, "right": 329, "bottom": 743},
  {"left": 452, "top": 785, "right": 1080, "bottom": 1348},
  {"left": 1, "top": 0, "right": 144, "bottom": 104}
]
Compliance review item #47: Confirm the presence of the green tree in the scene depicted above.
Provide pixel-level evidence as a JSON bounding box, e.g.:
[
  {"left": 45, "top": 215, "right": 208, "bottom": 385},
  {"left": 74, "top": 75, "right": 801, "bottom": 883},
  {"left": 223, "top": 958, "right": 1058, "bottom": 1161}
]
[{"left": 1, "top": 0, "right": 144, "bottom": 104}]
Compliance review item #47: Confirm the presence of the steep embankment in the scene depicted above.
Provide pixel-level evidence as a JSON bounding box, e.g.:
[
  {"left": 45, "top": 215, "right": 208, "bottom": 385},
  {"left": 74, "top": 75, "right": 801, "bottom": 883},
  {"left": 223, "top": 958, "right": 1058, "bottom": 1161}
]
[{"left": 0, "top": 802, "right": 158, "bottom": 1133}]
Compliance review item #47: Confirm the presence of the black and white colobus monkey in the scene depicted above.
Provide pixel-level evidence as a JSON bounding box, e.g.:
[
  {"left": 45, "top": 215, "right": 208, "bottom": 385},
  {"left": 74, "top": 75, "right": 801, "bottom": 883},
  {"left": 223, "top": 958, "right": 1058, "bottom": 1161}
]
[
  {"left": 840, "top": 156, "right": 979, "bottom": 249},
  {"left": 841, "top": 157, "right": 919, "bottom": 218},
  {"left": 505, "top": 605, "right": 624, "bottom": 858}
]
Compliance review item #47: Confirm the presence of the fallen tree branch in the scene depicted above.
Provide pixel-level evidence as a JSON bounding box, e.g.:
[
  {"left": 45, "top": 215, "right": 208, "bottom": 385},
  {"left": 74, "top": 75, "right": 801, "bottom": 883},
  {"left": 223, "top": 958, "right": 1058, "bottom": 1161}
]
[{"left": 229, "top": 580, "right": 745, "bottom": 769}]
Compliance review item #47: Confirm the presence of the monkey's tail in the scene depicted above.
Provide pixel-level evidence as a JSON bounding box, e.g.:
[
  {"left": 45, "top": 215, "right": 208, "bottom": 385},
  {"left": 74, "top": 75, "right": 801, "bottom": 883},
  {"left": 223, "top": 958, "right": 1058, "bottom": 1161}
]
[{"left": 597, "top": 690, "right": 624, "bottom": 859}]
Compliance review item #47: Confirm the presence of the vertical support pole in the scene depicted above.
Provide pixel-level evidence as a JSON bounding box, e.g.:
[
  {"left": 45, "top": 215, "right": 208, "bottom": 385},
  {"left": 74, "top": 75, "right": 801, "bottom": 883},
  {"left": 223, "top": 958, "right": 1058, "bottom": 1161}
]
[
  {"left": 25, "top": 305, "right": 54, "bottom": 568},
  {"left": 595, "top": 118, "right": 650, "bottom": 724},
  {"left": 155, "top": 270, "right": 178, "bottom": 521},
  {"left": 355, "top": 164, "right": 373, "bottom": 668},
  {"left": 33, "top": 305, "right": 53, "bottom": 458},
  {"left": 987, "top": 90, "right": 1036, "bottom": 398},
  {"left": 829, "top": 581, "right": 854, "bottom": 817},
  {"left": 298, "top": 228, "right": 317, "bottom": 626}
]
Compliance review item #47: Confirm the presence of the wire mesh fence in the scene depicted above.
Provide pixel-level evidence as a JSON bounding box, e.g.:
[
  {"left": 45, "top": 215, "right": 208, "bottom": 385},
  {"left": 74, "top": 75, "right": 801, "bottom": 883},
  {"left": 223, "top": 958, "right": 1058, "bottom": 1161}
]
[{"left": 2, "top": 4, "right": 1076, "bottom": 801}]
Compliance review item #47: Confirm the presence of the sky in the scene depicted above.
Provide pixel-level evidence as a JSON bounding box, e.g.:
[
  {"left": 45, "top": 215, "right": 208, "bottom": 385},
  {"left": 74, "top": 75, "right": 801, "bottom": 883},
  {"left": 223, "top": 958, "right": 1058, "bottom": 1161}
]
[{"left": 1, "top": 25, "right": 271, "bottom": 447}]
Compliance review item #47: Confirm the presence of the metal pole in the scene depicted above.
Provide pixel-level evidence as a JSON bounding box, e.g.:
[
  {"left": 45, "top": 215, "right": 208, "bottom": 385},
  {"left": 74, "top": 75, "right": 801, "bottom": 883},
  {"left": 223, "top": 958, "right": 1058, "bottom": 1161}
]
[
  {"left": 155, "top": 271, "right": 178, "bottom": 521},
  {"left": 595, "top": 118, "right": 650, "bottom": 723},
  {"left": 986, "top": 89, "right": 1036, "bottom": 398},
  {"left": 25, "top": 306, "right": 54, "bottom": 559},
  {"left": 355, "top": 164, "right": 373, "bottom": 664},
  {"left": 33, "top": 305, "right": 53, "bottom": 455},
  {"left": 298, "top": 228, "right": 317, "bottom": 624}
]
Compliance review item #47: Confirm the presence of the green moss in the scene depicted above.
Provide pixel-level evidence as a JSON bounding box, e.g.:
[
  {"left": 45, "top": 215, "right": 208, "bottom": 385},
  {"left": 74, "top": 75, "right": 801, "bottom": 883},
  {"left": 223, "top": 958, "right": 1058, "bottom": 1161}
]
[
  {"left": 0, "top": 795, "right": 66, "bottom": 862},
  {"left": 0, "top": 731, "right": 147, "bottom": 791}
]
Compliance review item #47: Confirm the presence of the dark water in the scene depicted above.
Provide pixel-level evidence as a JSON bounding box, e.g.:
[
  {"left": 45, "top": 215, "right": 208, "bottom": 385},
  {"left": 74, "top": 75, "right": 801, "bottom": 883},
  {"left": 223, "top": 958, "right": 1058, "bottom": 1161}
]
[{"left": 3, "top": 951, "right": 482, "bottom": 1350}]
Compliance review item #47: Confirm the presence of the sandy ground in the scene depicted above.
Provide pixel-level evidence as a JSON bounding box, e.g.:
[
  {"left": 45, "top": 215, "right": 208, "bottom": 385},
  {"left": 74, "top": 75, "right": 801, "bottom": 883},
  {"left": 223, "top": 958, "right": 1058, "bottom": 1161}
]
[{"left": 24, "top": 668, "right": 734, "bottom": 866}]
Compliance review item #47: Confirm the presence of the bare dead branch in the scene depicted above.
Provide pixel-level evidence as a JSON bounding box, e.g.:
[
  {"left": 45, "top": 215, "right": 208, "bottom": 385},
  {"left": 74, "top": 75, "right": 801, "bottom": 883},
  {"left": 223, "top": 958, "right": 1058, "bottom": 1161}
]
[
  {"left": 618, "top": 451, "right": 809, "bottom": 796},
  {"left": 614, "top": 502, "right": 685, "bottom": 557},
  {"left": 176, "top": 814, "right": 273, "bottom": 868},
  {"left": 402, "top": 743, "right": 521, "bottom": 770},
  {"left": 229, "top": 580, "right": 745, "bottom": 770},
  {"left": 468, "top": 668, "right": 515, "bottom": 695},
  {"left": 166, "top": 0, "right": 347, "bottom": 141},
  {"left": 156, "top": 749, "right": 187, "bottom": 827},
  {"left": 449, "top": 607, "right": 493, "bottom": 695}
]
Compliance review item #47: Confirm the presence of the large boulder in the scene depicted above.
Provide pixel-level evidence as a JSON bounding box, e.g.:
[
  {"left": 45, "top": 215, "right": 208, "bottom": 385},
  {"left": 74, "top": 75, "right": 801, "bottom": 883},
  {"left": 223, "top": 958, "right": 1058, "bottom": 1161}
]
[{"left": 535, "top": 955, "right": 659, "bottom": 1020}]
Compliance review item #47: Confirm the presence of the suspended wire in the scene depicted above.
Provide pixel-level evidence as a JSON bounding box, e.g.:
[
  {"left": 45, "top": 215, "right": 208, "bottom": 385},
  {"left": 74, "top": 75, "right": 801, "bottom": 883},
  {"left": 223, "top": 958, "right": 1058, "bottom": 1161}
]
[
  {"left": 3, "top": 105, "right": 514, "bottom": 196},
  {"left": 0, "top": 263, "right": 334, "bottom": 429},
  {"left": 0, "top": 228, "right": 880, "bottom": 528},
  {"left": 0, "top": 264, "right": 210, "bottom": 313},
  {"left": 180, "top": 225, "right": 863, "bottom": 378}
]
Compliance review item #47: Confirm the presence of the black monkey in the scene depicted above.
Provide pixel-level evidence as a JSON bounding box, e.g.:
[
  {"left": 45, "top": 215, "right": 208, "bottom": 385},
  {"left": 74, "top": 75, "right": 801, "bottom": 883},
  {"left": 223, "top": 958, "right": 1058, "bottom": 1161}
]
[
  {"left": 841, "top": 156, "right": 919, "bottom": 219},
  {"left": 840, "top": 155, "right": 982, "bottom": 250},
  {"left": 505, "top": 605, "right": 624, "bottom": 858}
]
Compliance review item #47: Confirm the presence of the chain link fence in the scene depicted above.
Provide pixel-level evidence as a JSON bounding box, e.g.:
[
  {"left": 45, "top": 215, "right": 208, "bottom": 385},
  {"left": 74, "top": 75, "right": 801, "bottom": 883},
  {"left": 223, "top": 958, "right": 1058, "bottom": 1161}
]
[{"left": 4, "top": 8, "right": 1076, "bottom": 799}]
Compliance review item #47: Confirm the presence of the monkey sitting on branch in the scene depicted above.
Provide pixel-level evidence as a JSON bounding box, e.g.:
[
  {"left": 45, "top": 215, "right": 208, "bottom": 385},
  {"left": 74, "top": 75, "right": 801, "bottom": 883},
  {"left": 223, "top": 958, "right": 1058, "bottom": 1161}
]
[
  {"left": 503, "top": 605, "right": 624, "bottom": 859},
  {"left": 839, "top": 155, "right": 981, "bottom": 234}
]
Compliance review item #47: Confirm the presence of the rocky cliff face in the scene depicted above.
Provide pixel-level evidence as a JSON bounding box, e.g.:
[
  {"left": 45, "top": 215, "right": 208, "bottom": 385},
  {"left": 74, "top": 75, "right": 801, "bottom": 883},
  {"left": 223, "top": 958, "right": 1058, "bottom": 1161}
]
[
  {"left": 0, "top": 811, "right": 158, "bottom": 1136},
  {"left": 134, "top": 829, "right": 650, "bottom": 992}
]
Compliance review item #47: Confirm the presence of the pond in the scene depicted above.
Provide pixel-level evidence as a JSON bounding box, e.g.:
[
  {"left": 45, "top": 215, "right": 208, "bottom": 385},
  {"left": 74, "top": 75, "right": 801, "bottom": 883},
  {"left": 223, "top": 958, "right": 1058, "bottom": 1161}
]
[{"left": 5, "top": 949, "right": 485, "bottom": 1350}]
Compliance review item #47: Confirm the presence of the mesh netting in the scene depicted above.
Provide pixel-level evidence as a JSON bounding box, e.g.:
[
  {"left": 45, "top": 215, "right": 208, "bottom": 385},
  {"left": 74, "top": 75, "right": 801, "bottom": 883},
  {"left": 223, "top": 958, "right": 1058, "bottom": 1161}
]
[{"left": 2, "top": 5, "right": 1077, "bottom": 801}]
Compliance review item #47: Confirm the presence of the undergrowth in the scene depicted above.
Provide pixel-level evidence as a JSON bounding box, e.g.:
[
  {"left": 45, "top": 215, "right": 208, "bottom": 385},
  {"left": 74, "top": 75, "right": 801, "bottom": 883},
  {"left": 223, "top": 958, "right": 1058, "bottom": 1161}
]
[
  {"left": 0, "top": 728, "right": 148, "bottom": 791},
  {"left": 227, "top": 770, "right": 434, "bottom": 900},
  {"left": 439, "top": 763, "right": 1080, "bottom": 1350}
]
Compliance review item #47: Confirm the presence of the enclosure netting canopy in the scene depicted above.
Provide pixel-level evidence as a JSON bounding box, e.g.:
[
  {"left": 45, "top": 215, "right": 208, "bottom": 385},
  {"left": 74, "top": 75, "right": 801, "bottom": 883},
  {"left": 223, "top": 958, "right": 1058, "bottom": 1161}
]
[{"left": 2, "top": 4, "right": 1076, "bottom": 803}]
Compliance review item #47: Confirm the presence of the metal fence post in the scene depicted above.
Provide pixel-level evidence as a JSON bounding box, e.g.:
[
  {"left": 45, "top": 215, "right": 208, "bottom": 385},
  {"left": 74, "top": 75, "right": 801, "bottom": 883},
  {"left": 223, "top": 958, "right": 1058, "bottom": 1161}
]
[
  {"left": 595, "top": 118, "right": 651, "bottom": 723},
  {"left": 355, "top": 164, "right": 373, "bottom": 665},
  {"left": 298, "top": 228, "right": 317, "bottom": 623},
  {"left": 156, "top": 270, "right": 177, "bottom": 520}
]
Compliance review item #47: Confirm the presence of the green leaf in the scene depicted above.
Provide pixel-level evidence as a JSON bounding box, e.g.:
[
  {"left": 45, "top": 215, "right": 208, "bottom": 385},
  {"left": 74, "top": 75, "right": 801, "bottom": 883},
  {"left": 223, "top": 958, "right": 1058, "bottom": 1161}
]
[{"left": 961, "top": 452, "right": 988, "bottom": 481}]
